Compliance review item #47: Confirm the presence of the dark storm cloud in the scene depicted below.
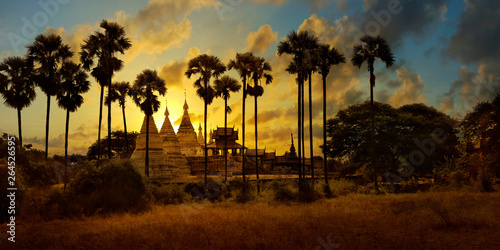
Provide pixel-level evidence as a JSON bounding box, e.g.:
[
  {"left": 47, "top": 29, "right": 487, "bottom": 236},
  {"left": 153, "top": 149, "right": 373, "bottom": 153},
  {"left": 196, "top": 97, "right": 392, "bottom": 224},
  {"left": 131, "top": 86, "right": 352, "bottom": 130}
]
[{"left": 359, "top": 0, "right": 448, "bottom": 47}]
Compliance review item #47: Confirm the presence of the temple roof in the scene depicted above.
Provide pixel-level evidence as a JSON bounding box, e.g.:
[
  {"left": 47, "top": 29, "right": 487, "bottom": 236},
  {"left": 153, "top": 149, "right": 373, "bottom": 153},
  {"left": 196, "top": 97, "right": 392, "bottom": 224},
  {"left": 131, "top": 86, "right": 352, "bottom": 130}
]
[{"left": 140, "top": 115, "right": 159, "bottom": 134}]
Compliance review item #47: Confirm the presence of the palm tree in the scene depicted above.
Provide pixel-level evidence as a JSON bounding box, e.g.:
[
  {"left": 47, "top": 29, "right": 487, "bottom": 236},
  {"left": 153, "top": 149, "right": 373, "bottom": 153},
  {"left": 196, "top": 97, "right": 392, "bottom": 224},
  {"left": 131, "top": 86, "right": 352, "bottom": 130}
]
[
  {"left": 0, "top": 56, "right": 37, "bottom": 147},
  {"left": 106, "top": 81, "right": 132, "bottom": 156},
  {"left": 352, "top": 35, "right": 395, "bottom": 191},
  {"left": 80, "top": 20, "right": 131, "bottom": 159},
  {"left": 317, "top": 44, "right": 345, "bottom": 192},
  {"left": 130, "top": 69, "right": 166, "bottom": 177},
  {"left": 214, "top": 75, "right": 241, "bottom": 182},
  {"left": 248, "top": 56, "right": 272, "bottom": 192},
  {"left": 228, "top": 52, "right": 256, "bottom": 182},
  {"left": 278, "top": 30, "right": 318, "bottom": 183},
  {"left": 303, "top": 35, "right": 320, "bottom": 180},
  {"left": 57, "top": 61, "right": 90, "bottom": 189},
  {"left": 27, "top": 33, "right": 73, "bottom": 160},
  {"left": 185, "top": 54, "right": 226, "bottom": 185}
]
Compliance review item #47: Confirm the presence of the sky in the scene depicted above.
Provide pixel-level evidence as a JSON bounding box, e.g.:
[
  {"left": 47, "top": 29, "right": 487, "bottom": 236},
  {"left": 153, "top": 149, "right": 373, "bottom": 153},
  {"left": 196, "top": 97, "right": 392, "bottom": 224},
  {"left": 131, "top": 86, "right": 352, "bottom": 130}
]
[{"left": 0, "top": 0, "right": 499, "bottom": 157}]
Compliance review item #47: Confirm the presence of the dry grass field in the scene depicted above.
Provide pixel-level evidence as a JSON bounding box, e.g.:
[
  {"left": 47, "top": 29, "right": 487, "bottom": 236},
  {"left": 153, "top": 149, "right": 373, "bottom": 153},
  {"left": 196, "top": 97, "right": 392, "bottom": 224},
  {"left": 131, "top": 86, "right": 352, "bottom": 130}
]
[{"left": 3, "top": 190, "right": 500, "bottom": 249}]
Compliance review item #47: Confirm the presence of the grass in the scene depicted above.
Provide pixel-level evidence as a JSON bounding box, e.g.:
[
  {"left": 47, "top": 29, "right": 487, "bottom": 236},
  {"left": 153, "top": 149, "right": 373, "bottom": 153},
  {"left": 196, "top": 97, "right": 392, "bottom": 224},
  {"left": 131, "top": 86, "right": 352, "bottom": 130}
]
[{"left": 5, "top": 190, "right": 500, "bottom": 249}]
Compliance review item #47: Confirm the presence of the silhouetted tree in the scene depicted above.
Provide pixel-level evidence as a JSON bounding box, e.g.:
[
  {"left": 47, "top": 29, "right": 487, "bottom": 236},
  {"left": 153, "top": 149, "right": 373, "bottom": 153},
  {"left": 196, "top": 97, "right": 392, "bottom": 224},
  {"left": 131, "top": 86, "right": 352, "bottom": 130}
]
[
  {"left": 317, "top": 44, "right": 345, "bottom": 192},
  {"left": 0, "top": 56, "right": 36, "bottom": 147},
  {"left": 80, "top": 20, "right": 131, "bottom": 160},
  {"left": 214, "top": 75, "right": 241, "bottom": 182},
  {"left": 131, "top": 69, "right": 166, "bottom": 177},
  {"left": 185, "top": 54, "right": 226, "bottom": 185},
  {"left": 27, "top": 34, "right": 73, "bottom": 160},
  {"left": 106, "top": 81, "right": 132, "bottom": 155},
  {"left": 351, "top": 35, "right": 395, "bottom": 191},
  {"left": 56, "top": 61, "right": 90, "bottom": 189},
  {"left": 228, "top": 52, "right": 256, "bottom": 182},
  {"left": 248, "top": 56, "right": 272, "bottom": 192}
]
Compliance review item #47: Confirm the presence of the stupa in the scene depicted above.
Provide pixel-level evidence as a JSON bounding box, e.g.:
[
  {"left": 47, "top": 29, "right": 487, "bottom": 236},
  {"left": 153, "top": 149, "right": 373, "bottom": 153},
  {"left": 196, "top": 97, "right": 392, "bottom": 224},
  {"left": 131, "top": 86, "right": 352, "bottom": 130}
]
[
  {"left": 197, "top": 123, "right": 204, "bottom": 146},
  {"left": 131, "top": 115, "right": 171, "bottom": 178},
  {"left": 159, "top": 104, "right": 190, "bottom": 176},
  {"left": 177, "top": 98, "right": 203, "bottom": 157}
]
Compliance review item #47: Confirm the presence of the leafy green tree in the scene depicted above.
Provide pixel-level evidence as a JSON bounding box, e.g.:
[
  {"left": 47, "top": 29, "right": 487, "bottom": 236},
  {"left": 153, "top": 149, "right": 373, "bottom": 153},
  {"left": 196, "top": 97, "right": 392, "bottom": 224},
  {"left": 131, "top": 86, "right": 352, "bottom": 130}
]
[
  {"left": 130, "top": 70, "right": 166, "bottom": 177},
  {"left": 27, "top": 34, "right": 73, "bottom": 160},
  {"left": 80, "top": 20, "right": 132, "bottom": 159},
  {"left": 57, "top": 61, "right": 90, "bottom": 189},
  {"left": 87, "top": 131, "right": 139, "bottom": 159},
  {"left": 185, "top": 54, "right": 226, "bottom": 185},
  {"left": 351, "top": 35, "right": 395, "bottom": 190},
  {"left": 0, "top": 56, "right": 36, "bottom": 147},
  {"left": 228, "top": 52, "right": 256, "bottom": 182},
  {"left": 214, "top": 75, "right": 241, "bottom": 182}
]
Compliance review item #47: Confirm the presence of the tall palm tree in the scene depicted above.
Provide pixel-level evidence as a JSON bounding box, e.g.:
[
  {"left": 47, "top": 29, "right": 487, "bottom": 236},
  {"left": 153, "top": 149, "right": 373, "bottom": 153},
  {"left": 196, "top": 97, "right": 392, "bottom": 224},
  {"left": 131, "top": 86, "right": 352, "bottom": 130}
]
[
  {"left": 303, "top": 36, "right": 320, "bottom": 180},
  {"left": 214, "top": 75, "right": 241, "bottom": 182},
  {"left": 317, "top": 44, "right": 345, "bottom": 192},
  {"left": 185, "top": 54, "right": 226, "bottom": 185},
  {"left": 106, "top": 81, "right": 132, "bottom": 156},
  {"left": 352, "top": 35, "right": 395, "bottom": 191},
  {"left": 228, "top": 52, "right": 256, "bottom": 182},
  {"left": 278, "top": 30, "right": 318, "bottom": 183},
  {"left": 80, "top": 20, "right": 131, "bottom": 159},
  {"left": 57, "top": 61, "right": 90, "bottom": 189},
  {"left": 130, "top": 70, "right": 166, "bottom": 177},
  {"left": 27, "top": 33, "right": 73, "bottom": 160},
  {"left": 0, "top": 56, "right": 37, "bottom": 147},
  {"left": 248, "top": 56, "right": 272, "bottom": 192}
]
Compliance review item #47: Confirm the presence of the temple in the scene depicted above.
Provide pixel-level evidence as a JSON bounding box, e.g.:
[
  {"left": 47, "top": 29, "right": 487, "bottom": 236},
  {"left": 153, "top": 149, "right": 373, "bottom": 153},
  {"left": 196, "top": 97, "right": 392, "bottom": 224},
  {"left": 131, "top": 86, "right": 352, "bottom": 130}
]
[{"left": 176, "top": 99, "right": 203, "bottom": 157}]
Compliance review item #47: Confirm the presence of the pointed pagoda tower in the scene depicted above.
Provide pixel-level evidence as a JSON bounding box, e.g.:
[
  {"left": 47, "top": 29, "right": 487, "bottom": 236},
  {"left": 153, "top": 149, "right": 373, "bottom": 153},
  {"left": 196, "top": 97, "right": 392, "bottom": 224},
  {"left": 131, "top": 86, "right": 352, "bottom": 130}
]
[
  {"left": 177, "top": 97, "right": 203, "bottom": 157},
  {"left": 131, "top": 115, "right": 169, "bottom": 178},
  {"left": 159, "top": 103, "right": 190, "bottom": 176},
  {"left": 197, "top": 123, "right": 204, "bottom": 146}
]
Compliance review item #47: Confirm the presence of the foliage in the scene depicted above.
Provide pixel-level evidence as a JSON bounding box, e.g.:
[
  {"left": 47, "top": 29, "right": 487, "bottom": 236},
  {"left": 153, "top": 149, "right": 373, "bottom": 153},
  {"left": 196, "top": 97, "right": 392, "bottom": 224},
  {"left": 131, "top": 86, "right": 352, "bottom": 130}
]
[
  {"left": 87, "top": 130, "right": 139, "bottom": 159},
  {"left": 326, "top": 102, "right": 459, "bottom": 178},
  {"left": 150, "top": 184, "right": 189, "bottom": 205},
  {"left": 227, "top": 177, "right": 255, "bottom": 203},
  {"left": 69, "top": 159, "right": 147, "bottom": 214}
]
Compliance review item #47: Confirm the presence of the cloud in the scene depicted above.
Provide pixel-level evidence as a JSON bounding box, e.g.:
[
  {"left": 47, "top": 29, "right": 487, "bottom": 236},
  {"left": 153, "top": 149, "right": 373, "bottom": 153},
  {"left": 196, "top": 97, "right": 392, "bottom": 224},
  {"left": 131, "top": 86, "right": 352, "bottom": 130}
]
[
  {"left": 244, "top": 24, "right": 278, "bottom": 55},
  {"left": 110, "top": 0, "right": 218, "bottom": 62},
  {"left": 157, "top": 47, "right": 209, "bottom": 89},
  {"left": 389, "top": 67, "right": 427, "bottom": 107},
  {"left": 359, "top": 0, "right": 448, "bottom": 47},
  {"left": 250, "top": 0, "right": 288, "bottom": 5},
  {"left": 446, "top": 0, "right": 500, "bottom": 80},
  {"left": 438, "top": 66, "right": 499, "bottom": 116},
  {"left": 44, "top": 25, "right": 94, "bottom": 62}
]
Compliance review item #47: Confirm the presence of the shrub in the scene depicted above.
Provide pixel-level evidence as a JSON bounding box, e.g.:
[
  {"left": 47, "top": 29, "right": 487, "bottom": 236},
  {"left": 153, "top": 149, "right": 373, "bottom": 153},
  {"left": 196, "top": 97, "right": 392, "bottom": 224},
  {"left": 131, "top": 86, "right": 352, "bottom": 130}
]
[
  {"left": 228, "top": 178, "right": 255, "bottom": 203},
  {"left": 153, "top": 184, "right": 188, "bottom": 205},
  {"left": 297, "top": 180, "right": 320, "bottom": 203},
  {"left": 267, "top": 179, "right": 296, "bottom": 203},
  {"left": 184, "top": 178, "right": 227, "bottom": 202},
  {"left": 70, "top": 159, "right": 147, "bottom": 214}
]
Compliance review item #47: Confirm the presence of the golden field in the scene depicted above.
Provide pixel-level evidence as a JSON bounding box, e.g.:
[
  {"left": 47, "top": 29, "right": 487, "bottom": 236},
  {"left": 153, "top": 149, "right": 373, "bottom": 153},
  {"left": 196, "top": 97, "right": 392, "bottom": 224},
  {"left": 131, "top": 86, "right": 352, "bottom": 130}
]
[{"left": 3, "top": 190, "right": 500, "bottom": 249}]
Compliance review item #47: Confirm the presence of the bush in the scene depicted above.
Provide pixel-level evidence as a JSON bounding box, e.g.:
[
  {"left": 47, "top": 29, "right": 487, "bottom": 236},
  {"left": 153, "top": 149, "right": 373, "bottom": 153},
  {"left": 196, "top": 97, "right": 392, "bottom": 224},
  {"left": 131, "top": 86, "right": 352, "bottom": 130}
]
[
  {"left": 18, "top": 160, "right": 58, "bottom": 187},
  {"left": 184, "top": 178, "right": 227, "bottom": 202},
  {"left": 297, "top": 180, "right": 320, "bottom": 203},
  {"left": 70, "top": 159, "right": 147, "bottom": 214},
  {"left": 267, "top": 179, "right": 296, "bottom": 203},
  {"left": 228, "top": 178, "right": 255, "bottom": 203},
  {"left": 152, "top": 184, "right": 188, "bottom": 205}
]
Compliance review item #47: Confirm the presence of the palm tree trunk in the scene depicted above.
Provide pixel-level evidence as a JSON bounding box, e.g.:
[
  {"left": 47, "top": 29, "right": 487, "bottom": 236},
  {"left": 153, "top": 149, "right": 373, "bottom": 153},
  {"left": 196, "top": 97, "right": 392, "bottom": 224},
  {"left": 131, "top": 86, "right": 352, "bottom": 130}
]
[
  {"left": 204, "top": 96, "right": 208, "bottom": 186},
  {"left": 224, "top": 98, "right": 228, "bottom": 182},
  {"left": 45, "top": 95, "right": 50, "bottom": 161},
  {"left": 370, "top": 68, "right": 378, "bottom": 192},
  {"left": 309, "top": 72, "right": 314, "bottom": 180},
  {"left": 17, "top": 108, "right": 22, "bottom": 147},
  {"left": 242, "top": 78, "right": 246, "bottom": 182},
  {"left": 255, "top": 94, "right": 260, "bottom": 193},
  {"left": 298, "top": 76, "right": 302, "bottom": 183},
  {"left": 107, "top": 77, "right": 112, "bottom": 159},
  {"left": 145, "top": 114, "right": 150, "bottom": 177},
  {"left": 122, "top": 105, "right": 129, "bottom": 156},
  {"left": 64, "top": 109, "right": 70, "bottom": 190},
  {"left": 301, "top": 79, "right": 305, "bottom": 178},
  {"left": 322, "top": 74, "right": 329, "bottom": 187},
  {"left": 97, "top": 84, "right": 104, "bottom": 161}
]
